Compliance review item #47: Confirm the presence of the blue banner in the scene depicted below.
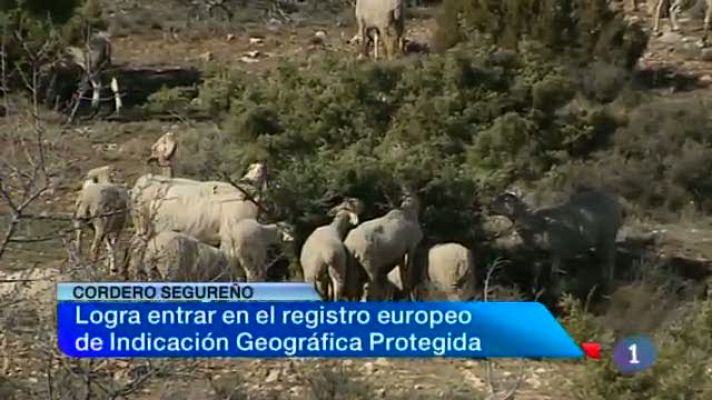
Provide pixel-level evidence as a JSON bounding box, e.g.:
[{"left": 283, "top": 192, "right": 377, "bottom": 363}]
[{"left": 57, "top": 300, "right": 584, "bottom": 359}]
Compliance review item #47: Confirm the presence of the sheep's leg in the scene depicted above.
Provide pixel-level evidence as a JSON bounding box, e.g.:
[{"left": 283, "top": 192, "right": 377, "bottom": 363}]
[
  {"left": 358, "top": 19, "right": 369, "bottom": 59},
  {"left": 110, "top": 77, "right": 122, "bottom": 113},
  {"left": 363, "top": 267, "right": 386, "bottom": 300},
  {"left": 90, "top": 76, "right": 101, "bottom": 110},
  {"left": 324, "top": 276, "right": 333, "bottom": 301},
  {"left": 328, "top": 262, "right": 347, "bottom": 301},
  {"left": 702, "top": 0, "right": 712, "bottom": 47},
  {"left": 90, "top": 226, "right": 105, "bottom": 264},
  {"left": 653, "top": 0, "right": 665, "bottom": 33},
  {"left": 401, "top": 248, "right": 418, "bottom": 300},
  {"left": 669, "top": 0, "right": 681, "bottom": 31},
  {"left": 373, "top": 30, "right": 379, "bottom": 60},
  {"left": 387, "top": 23, "right": 402, "bottom": 59},
  {"left": 381, "top": 30, "right": 393, "bottom": 61},
  {"left": 74, "top": 220, "right": 83, "bottom": 256},
  {"left": 105, "top": 237, "right": 117, "bottom": 275}
]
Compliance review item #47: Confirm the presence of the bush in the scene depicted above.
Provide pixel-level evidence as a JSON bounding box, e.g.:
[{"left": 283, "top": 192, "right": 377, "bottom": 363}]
[
  {"left": 433, "top": 0, "right": 648, "bottom": 70},
  {"left": 547, "top": 97, "right": 712, "bottom": 219},
  {"left": 565, "top": 296, "right": 712, "bottom": 400},
  {"left": 0, "top": 0, "right": 106, "bottom": 91},
  {"left": 175, "top": 39, "right": 641, "bottom": 277}
]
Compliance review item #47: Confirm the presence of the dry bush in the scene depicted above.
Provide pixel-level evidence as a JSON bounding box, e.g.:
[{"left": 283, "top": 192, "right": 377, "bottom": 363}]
[{"left": 306, "top": 365, "right": 372, "bottom": 400}]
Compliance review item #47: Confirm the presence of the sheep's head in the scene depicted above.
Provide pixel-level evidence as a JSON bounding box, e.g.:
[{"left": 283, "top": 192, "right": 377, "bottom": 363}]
[
  {"left": 276, "top": 222, "right": 295, "bottom": 242},
  {"left": 399, "top": 193, "right": 421, "bottom": 217},
  {"left": 489, "top": 192, "right": 528, "bottom": 220},
  {"left": 85, "top": 165, "right": 115, "bottom": 184},
  {"left": 242, "top": 161, "right": 267, "bottom": 188},
  {"left": 148, "top": 131, "right": 177, "bottom": 167},
  {"left": 328, "top": 197, "right": 364, "bottom": 217},
  {"left": 334, "top": 209, "right": 359, "bottom": 226}
]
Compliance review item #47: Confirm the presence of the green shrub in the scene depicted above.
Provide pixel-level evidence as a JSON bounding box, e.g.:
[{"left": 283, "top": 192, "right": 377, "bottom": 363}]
[
  {"left": 434, "top": 0, "right": 648, "bottom": 70},
  {"left": 174, "top": 40, "right": 641, "bottom": 271}
]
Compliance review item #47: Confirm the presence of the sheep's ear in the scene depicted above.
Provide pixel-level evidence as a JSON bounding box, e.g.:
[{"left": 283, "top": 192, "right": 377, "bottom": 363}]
[{"left": 348, "top": 211, "right": 359, "bottom": 226}]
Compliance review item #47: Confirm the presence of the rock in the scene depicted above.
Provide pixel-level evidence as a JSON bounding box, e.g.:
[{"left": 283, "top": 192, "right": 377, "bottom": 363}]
[
  {"left": 342, "top": 359, "right": 354, "bottom": 367},
  {"left": 347, "top": 34, "right": 361, "bottom": 45},
  {"left": 240, "top": 56, "right": 259, "bottom": 64},
  {"left": 414, "top": 384, "right": 424, "bottom": 390},
  {"left": 265, "top": 368, "right": 280, "bottom": 383},
  {"left": 199, "top": 51, "right": 214, "bottom": 62},
  {"left": 249, "top": 37, "right": 264, "bottom": 45},
  {"left": 245, "top": 50, "right": 261, "bottom": 58},
  {"left": 226, "top": 33, "right": 236, "bottom": 41},
  {"left": 374, "top": 357, "right": 389, "bottom": 367},
  {"left": 376, "top": 388, "right": 387, "bottom": 397},
  {"left": 362, "top": 362, "right": 375, "bottom": 374},
  {"left": 315, "top": 30, "right": 327, "bottom": 40},
  {"left": 526, "top": 376, "right": 541, "bottom": 389}
]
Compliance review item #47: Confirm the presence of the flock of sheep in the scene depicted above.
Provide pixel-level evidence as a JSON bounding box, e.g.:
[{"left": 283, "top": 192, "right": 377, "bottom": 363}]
[
  {"left": 68, "top": 0, "right": 634, "bottom": 301},
  {"left": 73, "top": 131, "right": 625, "bottom": 302}
]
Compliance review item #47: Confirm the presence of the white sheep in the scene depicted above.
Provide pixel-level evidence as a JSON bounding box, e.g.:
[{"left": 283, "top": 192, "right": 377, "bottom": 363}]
[
  {"left": 130, "top": 162, "right": 267, "bottom": 245},
  {"left": 355, "top": 0, "right": 405, "bottom": 60},
  {"left": 129, "top": 230, "right": 232, "bottom": 281},
  {"left": 73, "top": 177, "right": 130, "bottom": 274},
  {"left": 220, "top": 219, "right": 295, "bottom": 282},
  {"left": 300, "top": 205, "right": 360, "bottom": 301},
  {"left": 381, "top": 243, "right": 475, "bottom": 301},
  {"left": 65, "top": 31, "right": 121, "bottom": 114},
  {"left": 344, "top": 192, "right": 423, "bottom": 300},
  {"left": 132, "top": 161, "right": 266, "bottom": 202},
  {"left": 140, "top": 192, "right": 260, "bottom": 247},
  {"left": 489, "top": 188, "right": 623, "bottom": 284},
  {"left": 421, "top": 243, "right": 476, "bottom": 301}
]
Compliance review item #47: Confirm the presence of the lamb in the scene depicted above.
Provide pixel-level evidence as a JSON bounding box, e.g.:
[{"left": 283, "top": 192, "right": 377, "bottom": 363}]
[
  {"left": 129, "top": 230, "right": 232, "bottom": 281},
  {"left": 300, "top": 199, "right": 363, "bottom": 301},
  {"left": 488, "top": 188, "right": 623, "bottom": 284},
  {"left": 344, "top": 190, "right": 423, "bottom": 300},
  {"left": 73, "top": 176, "right": 130, "bottom": 275},
  {"left": 354, "top": 0, "right": 405, "bottom": 60},
  {"left": 220, "top": 219, "right": 295, "bottom": 282}
]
